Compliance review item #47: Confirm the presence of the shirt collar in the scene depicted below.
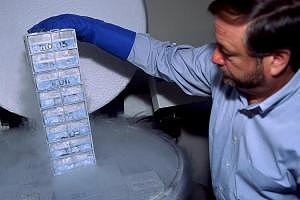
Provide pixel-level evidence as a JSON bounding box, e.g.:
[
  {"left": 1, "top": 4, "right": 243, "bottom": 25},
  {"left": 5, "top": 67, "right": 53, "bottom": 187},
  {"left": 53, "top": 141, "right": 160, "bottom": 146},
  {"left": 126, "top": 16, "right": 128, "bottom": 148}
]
[{"left": 239, "top": 70, "right": 300, "bottom": 117}]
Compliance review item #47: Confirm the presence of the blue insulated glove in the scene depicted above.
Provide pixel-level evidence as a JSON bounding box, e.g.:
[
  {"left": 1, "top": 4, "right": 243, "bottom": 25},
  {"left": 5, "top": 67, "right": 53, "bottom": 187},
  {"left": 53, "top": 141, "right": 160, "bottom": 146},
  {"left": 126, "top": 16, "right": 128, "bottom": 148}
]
[{"left": 28, "top": 14, "right": 136, "bottom": 60}]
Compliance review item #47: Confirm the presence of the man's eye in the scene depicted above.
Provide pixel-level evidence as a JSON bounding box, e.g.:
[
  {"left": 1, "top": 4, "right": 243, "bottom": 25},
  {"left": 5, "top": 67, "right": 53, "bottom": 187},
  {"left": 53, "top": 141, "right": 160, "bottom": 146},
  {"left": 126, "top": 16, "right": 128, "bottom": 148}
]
[{"left": 222, "top": 51, "right": 233, "bottom": 59}]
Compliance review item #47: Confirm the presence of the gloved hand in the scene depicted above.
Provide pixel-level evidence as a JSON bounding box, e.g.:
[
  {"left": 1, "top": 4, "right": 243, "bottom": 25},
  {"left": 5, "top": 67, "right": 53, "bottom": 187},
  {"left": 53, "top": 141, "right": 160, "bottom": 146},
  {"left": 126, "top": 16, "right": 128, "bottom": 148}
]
[{"left": 28, "top": 14, "right": 136, "bottom": 60}]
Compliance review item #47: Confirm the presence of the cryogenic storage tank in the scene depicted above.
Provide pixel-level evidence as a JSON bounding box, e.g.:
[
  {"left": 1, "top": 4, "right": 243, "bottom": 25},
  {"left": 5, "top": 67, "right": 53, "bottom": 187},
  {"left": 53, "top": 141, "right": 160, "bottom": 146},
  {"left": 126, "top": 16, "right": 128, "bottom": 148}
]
[
  {"left": 0, "top": 0, "right": 191, "bottom": 199},
  {"left": 0, "top": 116, "right": 190, "bottom": 200}
]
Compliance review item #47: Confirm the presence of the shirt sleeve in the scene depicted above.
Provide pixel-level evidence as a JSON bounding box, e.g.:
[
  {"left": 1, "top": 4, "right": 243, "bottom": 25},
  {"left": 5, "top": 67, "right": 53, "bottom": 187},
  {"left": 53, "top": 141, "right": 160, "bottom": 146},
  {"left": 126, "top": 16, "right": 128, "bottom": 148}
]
[{"left": 127, "top": 33, "right": 219, "bottom": 97}]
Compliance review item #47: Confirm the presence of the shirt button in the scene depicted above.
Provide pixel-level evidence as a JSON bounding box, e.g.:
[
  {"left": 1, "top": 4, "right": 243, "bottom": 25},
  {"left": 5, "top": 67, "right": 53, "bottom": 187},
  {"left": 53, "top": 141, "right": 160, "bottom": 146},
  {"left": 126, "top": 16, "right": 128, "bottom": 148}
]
[
  {"left": 233, "top": 136, "right": 238, "bottom": 144},
  {"left": 219, "top": 185, "right": 224, "bottom": 192},
  {"left": 226, "top": 162, "right": 231, "bottom": 168}
]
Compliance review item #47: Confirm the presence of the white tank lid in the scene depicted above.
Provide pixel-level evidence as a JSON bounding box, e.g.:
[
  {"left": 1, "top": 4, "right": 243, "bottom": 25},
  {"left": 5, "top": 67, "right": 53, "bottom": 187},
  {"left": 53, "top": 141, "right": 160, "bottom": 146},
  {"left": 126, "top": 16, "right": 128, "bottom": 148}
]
[{"left": 0, "top": 0, "right": 146, "bottom": 118}]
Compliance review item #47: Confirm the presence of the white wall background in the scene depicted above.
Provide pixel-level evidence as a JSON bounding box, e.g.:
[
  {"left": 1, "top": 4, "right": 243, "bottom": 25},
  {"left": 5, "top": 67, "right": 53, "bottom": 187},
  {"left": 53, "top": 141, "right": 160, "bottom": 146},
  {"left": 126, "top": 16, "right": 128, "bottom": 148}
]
[{"left": 145, "top": 0, "right": 214, "bottom": 46}]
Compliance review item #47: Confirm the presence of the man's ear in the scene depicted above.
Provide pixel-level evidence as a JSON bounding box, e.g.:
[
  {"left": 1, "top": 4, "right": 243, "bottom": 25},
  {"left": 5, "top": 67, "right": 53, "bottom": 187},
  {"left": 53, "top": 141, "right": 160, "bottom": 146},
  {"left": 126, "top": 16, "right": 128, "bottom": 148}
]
[{"left": 264, "top": 49, "right": 291, "bottom": 77}]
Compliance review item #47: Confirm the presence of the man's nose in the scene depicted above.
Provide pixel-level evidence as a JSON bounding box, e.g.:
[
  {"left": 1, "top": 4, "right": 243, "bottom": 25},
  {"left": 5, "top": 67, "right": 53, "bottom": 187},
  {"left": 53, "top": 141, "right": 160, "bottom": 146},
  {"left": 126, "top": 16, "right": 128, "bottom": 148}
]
[{"left": 212, "top": 48, "right": 225, "bottom": 66}]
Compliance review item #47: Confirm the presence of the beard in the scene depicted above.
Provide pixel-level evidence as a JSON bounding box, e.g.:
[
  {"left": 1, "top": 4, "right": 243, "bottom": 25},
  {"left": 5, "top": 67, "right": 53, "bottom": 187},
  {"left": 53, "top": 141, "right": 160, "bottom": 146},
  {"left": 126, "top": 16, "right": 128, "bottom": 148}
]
[{"left": 222, "top": 60, "right": 265, "bottom": 89}]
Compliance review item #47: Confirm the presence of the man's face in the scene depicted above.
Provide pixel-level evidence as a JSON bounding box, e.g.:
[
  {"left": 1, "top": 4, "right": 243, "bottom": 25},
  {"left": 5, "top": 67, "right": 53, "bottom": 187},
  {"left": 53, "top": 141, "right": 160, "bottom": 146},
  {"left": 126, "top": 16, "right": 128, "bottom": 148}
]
[{"left": 212, "top": 17, "right": 266, "bottom": 90}]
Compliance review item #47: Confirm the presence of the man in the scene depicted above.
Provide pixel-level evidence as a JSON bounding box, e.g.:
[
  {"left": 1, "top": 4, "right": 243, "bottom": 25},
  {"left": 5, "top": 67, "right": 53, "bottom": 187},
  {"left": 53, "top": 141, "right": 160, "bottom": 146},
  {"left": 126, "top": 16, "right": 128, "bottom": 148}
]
[{"left": 29, "top": 0, "right": 300, "bottom": 199}]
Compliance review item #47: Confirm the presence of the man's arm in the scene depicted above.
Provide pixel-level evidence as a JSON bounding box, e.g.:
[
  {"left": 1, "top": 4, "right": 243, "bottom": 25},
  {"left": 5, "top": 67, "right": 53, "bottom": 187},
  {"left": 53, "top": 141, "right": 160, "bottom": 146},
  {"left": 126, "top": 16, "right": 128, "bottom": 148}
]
[
  {"left": 128, "top": 33, "right": 218, "bottom": 97},
  {"left": 29, "top": 14, "right": 219, "bottom": 97}
]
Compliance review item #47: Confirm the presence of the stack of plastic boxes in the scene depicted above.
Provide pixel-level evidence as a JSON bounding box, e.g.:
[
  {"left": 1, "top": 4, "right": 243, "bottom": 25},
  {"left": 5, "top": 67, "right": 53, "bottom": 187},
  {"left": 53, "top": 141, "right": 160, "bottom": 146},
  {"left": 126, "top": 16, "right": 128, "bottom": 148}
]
[{"left": 24, "top": 29, "right": 96, "bottom": 175}]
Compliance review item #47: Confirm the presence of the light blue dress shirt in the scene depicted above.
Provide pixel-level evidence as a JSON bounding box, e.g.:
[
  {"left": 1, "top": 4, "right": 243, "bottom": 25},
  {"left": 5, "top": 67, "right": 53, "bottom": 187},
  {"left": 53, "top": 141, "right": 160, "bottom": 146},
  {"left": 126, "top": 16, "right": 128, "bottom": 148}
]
[{"left": 127, "top": 33, "right": 300, "bottom": 200}]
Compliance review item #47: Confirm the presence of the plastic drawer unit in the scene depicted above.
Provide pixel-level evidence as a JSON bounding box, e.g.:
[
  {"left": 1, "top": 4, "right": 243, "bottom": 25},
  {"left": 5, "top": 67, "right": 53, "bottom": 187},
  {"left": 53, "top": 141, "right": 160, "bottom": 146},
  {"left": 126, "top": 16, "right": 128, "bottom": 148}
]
[{"left": 24, "top": 29, "right": 96, "bottom": 175}]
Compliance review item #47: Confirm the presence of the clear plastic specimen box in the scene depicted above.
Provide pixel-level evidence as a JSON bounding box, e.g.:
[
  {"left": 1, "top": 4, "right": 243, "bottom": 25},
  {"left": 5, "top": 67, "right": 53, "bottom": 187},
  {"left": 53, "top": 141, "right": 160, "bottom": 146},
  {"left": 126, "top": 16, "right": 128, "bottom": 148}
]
[{"left": 24, "top": 29, "right": 96, "bottom": 175}]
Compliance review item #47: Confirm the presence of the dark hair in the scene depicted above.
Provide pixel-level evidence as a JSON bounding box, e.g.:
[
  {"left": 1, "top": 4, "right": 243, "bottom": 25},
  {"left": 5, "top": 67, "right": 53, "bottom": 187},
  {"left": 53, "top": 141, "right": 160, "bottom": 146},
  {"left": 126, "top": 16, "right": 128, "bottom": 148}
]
[{"left": 208, "top": 0, "right": 300, "bottom": 71}]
